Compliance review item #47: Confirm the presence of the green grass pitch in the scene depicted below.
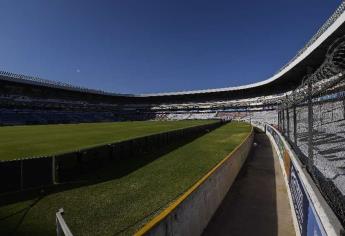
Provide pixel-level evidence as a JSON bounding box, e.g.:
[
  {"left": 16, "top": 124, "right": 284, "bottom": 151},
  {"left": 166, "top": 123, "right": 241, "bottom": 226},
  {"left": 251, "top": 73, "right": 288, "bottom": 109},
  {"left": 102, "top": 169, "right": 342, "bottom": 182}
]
[
  {"left": 0, "top": 120, "right": 214, "bottom": 161},
  {"left": 0, "top": 122, "right": 251, "bottom": 235}
]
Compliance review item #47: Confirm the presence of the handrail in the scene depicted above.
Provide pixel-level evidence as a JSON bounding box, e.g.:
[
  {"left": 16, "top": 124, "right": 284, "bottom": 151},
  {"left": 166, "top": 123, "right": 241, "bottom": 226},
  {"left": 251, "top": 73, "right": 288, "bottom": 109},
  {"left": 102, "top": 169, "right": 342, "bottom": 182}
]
[{"left": 56, "top": 208, "right": 73, "bottom": 236}]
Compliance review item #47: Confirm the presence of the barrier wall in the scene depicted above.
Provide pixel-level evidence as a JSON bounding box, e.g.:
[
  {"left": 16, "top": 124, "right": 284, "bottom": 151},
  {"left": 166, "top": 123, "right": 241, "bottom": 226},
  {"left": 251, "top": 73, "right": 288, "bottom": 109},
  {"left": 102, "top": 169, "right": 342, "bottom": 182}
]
[
  {"left": 265, "top": 124, "right": 344, "bottom": 236},
  {"left": 135, "top": 127, "right": 254, "bottom": 236},
  {"left": 0, "top": 121, "right": 223, "bottom": 194}
]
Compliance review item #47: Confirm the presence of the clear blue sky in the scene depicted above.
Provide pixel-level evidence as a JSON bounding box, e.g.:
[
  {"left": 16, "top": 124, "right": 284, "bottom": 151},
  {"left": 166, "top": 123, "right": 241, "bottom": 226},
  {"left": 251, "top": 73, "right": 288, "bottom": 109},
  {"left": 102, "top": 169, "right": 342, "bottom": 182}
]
[{"left": 0, "top": 0, "right": 342, "bottom": 94}]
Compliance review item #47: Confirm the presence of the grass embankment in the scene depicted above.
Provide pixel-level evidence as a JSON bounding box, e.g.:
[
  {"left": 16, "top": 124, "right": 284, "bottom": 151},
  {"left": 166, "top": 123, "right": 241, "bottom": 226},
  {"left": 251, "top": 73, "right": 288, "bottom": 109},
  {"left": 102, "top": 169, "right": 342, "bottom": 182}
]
[
  {"left": 0, "top": 122, "right": 251, "bottom": 236},
  {"left": 0, "top": 120, "right": 213, "bottom": 161}
]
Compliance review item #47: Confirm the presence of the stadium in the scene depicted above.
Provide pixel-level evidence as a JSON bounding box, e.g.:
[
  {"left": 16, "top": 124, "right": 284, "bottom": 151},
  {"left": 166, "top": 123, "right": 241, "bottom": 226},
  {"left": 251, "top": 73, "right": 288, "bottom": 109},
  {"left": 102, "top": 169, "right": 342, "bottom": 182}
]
[{"left": 1, "top": 1, "right": 345, "bottom": 236}]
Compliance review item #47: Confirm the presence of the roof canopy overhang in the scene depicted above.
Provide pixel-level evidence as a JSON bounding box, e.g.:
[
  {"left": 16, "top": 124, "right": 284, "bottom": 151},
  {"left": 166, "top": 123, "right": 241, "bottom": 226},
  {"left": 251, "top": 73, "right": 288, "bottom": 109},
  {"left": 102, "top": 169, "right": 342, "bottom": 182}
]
[{"left": 1, "top": 3, "right": 345, "bottom": 105}]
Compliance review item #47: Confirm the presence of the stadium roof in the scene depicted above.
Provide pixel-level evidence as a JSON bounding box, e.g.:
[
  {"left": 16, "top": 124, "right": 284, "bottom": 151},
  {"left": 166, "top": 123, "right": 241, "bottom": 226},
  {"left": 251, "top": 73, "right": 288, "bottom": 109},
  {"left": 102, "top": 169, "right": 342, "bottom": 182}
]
[
  {"left": 1, "top": 1, "right": 345, "bottom": 103},
  {"left": 140, "top": 2, "right": 345, "bottom": 98}
]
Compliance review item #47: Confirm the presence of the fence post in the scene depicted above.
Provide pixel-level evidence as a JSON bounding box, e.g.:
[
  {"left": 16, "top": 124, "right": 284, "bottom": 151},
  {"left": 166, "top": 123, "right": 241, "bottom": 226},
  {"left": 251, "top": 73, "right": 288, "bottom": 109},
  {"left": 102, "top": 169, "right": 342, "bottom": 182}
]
[
  {"left": 20, "top": 159, "right": 23, "bottom": 190},
  {"left": 293, "top": 93, "right": 297, "bottom": 145},
  {"left": 286, "top": 104, "right": 290, "bottom": 139},
  {"left": 307, "top": 78, "right": 314, "bottom": 170},
  {"left": 279, "top": 107, "right": 281, "bottom": 130},
  {"left": 279, "top": 107, "right": 282, "bottom": 131},
  {"left": 278, "top": 106, "right": 282, "bottom": 131},
  {"left": 343, "top": 99, "right": 345, "bottom": 119},
  {"left": 285, "top": 95, "right": 290, "bottom": 139},
  {"left": 52, "top": 156, "right": 56, "bottom": 184},
  {"left": 282, "top": 106, "right": 285, "bottom": 133},
  {"left": 277, "top": 108, "right": 280, "bottom": 129},
  {"left": 264, "top": 123, "right": 266, "bottom": 133}
]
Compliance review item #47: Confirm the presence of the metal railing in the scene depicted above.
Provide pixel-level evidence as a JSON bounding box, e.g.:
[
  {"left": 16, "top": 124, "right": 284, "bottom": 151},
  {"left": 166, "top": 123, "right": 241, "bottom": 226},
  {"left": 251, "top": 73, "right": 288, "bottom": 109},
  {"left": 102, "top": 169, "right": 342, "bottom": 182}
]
[{"left": 56, "top": 208, "right": 73, "bottom": 236}]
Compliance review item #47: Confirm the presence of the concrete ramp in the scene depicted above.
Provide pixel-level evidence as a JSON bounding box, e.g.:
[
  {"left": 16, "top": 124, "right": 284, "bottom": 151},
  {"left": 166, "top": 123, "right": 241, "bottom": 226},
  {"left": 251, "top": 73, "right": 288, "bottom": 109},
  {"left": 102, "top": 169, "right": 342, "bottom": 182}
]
[{"left": 203, "top": 132, "right": 295, "bottom": 236}]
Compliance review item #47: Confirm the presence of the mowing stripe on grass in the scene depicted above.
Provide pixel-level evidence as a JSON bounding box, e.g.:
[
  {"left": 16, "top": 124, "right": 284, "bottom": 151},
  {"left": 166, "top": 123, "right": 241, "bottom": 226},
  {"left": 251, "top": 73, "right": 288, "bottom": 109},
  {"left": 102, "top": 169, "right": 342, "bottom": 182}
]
[
  {"left": 0, "top": 120, "right": 214, "bottom": 161},
  {"left": 0, "top": 122, "right": 251, "bottom": 236}
]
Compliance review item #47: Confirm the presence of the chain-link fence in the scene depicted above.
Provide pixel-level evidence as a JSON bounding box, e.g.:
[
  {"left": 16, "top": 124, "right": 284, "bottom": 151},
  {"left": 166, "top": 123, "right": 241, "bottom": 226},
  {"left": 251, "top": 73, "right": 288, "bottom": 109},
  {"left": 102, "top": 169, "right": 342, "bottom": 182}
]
[{"left": 278, "top": 36, "right": 345, "bottom": 226}]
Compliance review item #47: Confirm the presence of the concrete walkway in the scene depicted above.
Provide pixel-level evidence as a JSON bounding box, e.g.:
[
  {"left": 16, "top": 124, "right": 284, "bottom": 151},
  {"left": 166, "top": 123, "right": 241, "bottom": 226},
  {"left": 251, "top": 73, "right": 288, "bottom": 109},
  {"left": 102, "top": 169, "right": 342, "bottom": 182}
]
[{"left": 203, "top": 132, "right": 295, "bottom": 236}]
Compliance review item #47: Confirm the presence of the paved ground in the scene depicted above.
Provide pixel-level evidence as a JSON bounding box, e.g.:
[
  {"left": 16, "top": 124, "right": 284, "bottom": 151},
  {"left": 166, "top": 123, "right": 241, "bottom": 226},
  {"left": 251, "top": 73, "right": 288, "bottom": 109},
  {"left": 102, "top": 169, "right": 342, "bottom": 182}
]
[{"left": 203, "top": 132, "right": 295, "bottom": 236}]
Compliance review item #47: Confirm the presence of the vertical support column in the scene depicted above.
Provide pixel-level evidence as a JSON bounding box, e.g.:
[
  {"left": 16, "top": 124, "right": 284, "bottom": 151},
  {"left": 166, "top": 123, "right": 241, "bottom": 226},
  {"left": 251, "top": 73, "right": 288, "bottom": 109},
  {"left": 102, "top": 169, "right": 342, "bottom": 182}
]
[
  {"left": 285, "top": 95, "right": 290, "bottom": 139},
  {"left": 343, "top": 99, "right": 345, "bottom": 120},
  {"left": 282, "top": 107, "right": 285, "bottom": 134},
  {"left": 277, "top": 108, "right": 280, "bottom": 129},
  {"left": 286, "top": 105, "right": 290, "bottom": 139},
  {"left": 319, "top": 104, "right": 322, "bottom": 126},
  {"left": 20, "top": 159, "right": 24, "bottom": 190},
  {"left": 307, "top": 78, "right": 314, "bottom": 170},
  {"left": 278, "top": 105, "right": 283, "bottom": 131},
  {"left": 280, "top": 107, "right": 282, "bottom": 131},
  {"left": 293, "top": 94, "right": 297, "bottom": 145},
  {"left": 264, "top": 123, "right": 266, "bottom": 133},
  {"left": 52, "top": 156, "right": 56, "bottom": 184},
  {"left": 277, "top": 107, "right": 280, "bottom": 129}
]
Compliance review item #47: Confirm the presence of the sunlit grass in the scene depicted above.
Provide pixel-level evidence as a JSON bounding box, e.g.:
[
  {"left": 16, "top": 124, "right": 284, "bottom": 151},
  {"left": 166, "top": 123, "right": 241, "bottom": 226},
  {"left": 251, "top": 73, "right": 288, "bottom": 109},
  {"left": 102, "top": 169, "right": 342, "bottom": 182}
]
[
  {"left": 0, "top": 120, "right": 213, "bottom": 161},
  {"left": 0, "top": 122, "right": 251, "bottom": 236}
]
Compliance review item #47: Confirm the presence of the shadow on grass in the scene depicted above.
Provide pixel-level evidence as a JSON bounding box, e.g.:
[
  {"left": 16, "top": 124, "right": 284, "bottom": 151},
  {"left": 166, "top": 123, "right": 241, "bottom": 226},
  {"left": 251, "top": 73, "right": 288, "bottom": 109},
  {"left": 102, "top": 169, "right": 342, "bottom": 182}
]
[
  {"left": 0, "top": 128, "right": 216, "bottom": 207},
  {"left": 0, "top": 196, "right": 43, "bottom": 236},
  {"left": 0, "top": 130, "right": 217, "bottom": 235}
]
